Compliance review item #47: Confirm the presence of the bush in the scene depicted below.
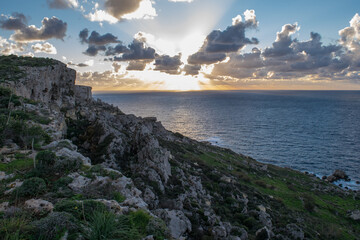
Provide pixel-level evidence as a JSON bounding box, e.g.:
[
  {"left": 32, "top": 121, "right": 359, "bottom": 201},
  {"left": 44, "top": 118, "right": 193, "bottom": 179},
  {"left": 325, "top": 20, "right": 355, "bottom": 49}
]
[
  {"left": 0, "top": 215, "right": 33, "bottom": 240},
  {"left": 32, "top": 212, "right": 79, "bottom": 240},
  {"left": 52, "top": 176, "right": 73, "bottom": 192},
  {"left": 146, "top": 218, "right": 168, "bottom": 240},
  {"left": 302, "top": 194, "right": 316, "bottom": 212},
  {"left": 36, "top": 150, "right": 56, "bottom": 167},
  {"left": 53, "top": 157, "right": 82, "bottom": 175},
  {"left": 113, "top": 192, "right": 126, "bottom": 203},
  {"left": 86, "top": 211, "right": 141, "bottom": 240},
  {"left": 54, "top": 200, "right": 107, "bottom": 221},
  {"left": 130, "top": 210, "right": 151, "bottom": 235},
  {"left": 14, "top": 177, "right": 46, "bottom": 199}
]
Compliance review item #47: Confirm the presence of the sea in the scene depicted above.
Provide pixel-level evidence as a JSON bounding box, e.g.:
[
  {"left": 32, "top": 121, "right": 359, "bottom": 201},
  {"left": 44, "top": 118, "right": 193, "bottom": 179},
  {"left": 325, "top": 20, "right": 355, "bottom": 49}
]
[{"left": 94, "top": 91, "right": 360, "bottom": 190}]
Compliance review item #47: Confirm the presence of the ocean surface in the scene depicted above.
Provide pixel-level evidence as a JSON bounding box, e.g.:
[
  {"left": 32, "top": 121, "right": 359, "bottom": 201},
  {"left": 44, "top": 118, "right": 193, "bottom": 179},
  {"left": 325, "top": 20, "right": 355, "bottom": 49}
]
[{"left": 95, "top": 91, "right": 360, "bottom": 190}]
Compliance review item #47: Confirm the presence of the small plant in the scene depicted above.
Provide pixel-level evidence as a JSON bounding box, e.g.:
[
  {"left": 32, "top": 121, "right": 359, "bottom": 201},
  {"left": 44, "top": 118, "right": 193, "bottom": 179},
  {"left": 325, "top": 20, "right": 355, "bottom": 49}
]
[
  {"left": 0, "top": 215, "right": 33, "bottom": 240},
  {"left": 36, "top": 150, "right": 56, "bottom": 167},
  {"left": 302, "top": 194, "right": 316, "bottom": 212},
  {"left": 32, "top": 212, "right": 79, "bottom": 240},
  {"left": 130, "top": 210, "right": 151, "bottom": 235},
  {"left": 54, "top": 200, "right": 107, "bottom": 221},
  {"left": 14, "top": 177, "right": 46, "bottom": 199},
  {"left": 113, "top": 192, "right": 126, "bottom": 203}
]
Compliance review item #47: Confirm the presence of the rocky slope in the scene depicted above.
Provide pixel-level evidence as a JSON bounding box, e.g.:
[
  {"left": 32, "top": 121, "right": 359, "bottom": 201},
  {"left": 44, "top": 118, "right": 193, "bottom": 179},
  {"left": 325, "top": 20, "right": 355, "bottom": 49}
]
[{"left": 0, "top": 55, "right": 360, "bottom": 240}]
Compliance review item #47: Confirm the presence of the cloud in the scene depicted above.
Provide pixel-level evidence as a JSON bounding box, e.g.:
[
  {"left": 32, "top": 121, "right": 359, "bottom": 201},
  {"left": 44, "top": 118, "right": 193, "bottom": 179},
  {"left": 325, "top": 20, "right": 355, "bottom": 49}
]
[
  {"left": 84, "top": 45, "right": 107, "bottom": 56},
  {"left": 0, "top": 36, "right": 26, "bottom": 55},
  {"left": 76, "top": 70, "right": 148, "bottom": 90},
  {"left": 126, "top": 60, "right": 151, "bottom": 71},
  {"left": 154, "top": 54, "right": 183, "bottom": 74},
  {"left": 187, "top": 10, "right": 259, "bottom": 64},
  {"left": 0, "top": 12, "right": 28, "bottom": 30},
  {"left": 85, "top": 0, "right": 156, "bottom": 24},
  {"left": 105, "top": 43, "right": 129, "bottom": 56},
  {"left": 112, "top": 62, "right": 122, "bottom": 72},
  {"left": 79, "top": 28, "right": 121, "bottom": 56},
  {"left": 47, "top": 0, "right": 78, "bottom": 9},
  {"left": 31, "top": 42, "right": 57, "bottom": 54},
  {"left": 114, "top": 39, "right": 156, "bottom": 61},
  {"left": 169, "top": 0, "right": 194, "bottom": 2},
  {"left": 210, "top": 16, "right": 360, "bottom": 84},
  {"left": 79, "top": 29, "right": 120, "bottom": 45},
  {"left": 11, "top": 17, "right": 67, "bottom": 42},
  {"left": 67, "top": 59, "right": 93, "bottom": 67},
  {"left": 183, "top": 64, "right": 201, "bottom": 75}
]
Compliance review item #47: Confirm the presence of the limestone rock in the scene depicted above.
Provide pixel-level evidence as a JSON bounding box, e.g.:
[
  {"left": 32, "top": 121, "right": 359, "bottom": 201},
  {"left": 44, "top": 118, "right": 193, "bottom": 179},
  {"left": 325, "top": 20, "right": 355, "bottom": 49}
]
[
  {"left": 68, "top": 173, "right": 91, "bottom": 191},
  {"left": 153, "top": 209, "right": 191, "bottom": 239},
  {"left": 5, "top": 179, "right": 23, "bottom": 194},
  {"left": 0, "top": 202, "right": 9, "bottom": 212},
  {"left": 55, "top": 147, "right": 91, "bottom": 166},
  {"left": 286, "top": 224, "right": 304, "bottom": 240},
  {"left": 0, "top": 171, "right": 15, "bottom": 181},
  {"left": 327, "top": 169, "right": 350, "bottom": 183},
  {"left": 25, "top": 199, "right": 54, "bottom": 213},
  {"left": 349, "top": 210, "right": 360, "bottom": 221}
]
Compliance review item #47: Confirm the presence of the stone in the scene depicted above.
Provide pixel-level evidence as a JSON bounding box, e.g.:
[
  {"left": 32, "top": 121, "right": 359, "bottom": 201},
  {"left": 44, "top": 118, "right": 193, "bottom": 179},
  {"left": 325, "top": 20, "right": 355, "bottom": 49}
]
[
  {"left": 55, "top": 147, "right": 91, "bottom": 166},
  {"left": 68, "top": 173, "right": 91, "bottom": 191},
  {"left": 5, "top": 179, "right": 23, "bottom": 194},
  {"left": 43, "top": 139, "right": 77, "bottom": 151},
  {"left": 212, "top": 226, "right": 227, "bottom": 239},
  {"left": 255, "top": 227, "right": 271, "bottom": 240},
  {"left": 25, "top": 199, "right": 54, "bottom": 213},
  {"left": 0, "top": 171, "right": 15, "bottom": 181},
  {"left": 122, "top": 197, "right": 148, "bottom": 210},
  {"left": 154, "top": 209, "right": 191, "bottom": 239},
  {"left": 349, "top": 210, "right": 360, "bottom": 221},
  {"left": 286, "top": 224, "right": 304, "bottom": 240},
  {"left": 327, "top": 169, "right": 350, "bottom": 183},
  {"left": 0, "top": 202, "right": 9, "bottom": 212}
]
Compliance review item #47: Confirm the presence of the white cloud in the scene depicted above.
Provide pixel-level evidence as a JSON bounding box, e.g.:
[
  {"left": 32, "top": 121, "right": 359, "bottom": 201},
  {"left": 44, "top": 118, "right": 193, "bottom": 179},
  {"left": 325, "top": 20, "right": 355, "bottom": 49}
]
[
  {"left": 0, "top": 36, "right": 26, "bottom": 55},
  {"left": 85, "top": 9, "right": 118, "bottom": 24},
  {"left": 122, "top": 0, "right": 157, "bottom": 20},
  {"left": 31, "top": 42, "right": 57, "bottom": 54},
  {"left": 169, "top": 0, "right": 194, "bottom": 2}
]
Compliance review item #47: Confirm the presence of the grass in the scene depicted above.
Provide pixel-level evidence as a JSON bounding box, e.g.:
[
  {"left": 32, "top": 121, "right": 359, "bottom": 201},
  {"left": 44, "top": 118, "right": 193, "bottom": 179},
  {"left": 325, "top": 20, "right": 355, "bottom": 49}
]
[{"left": 0, "top": 154, "right": 33, "bottom": 174}]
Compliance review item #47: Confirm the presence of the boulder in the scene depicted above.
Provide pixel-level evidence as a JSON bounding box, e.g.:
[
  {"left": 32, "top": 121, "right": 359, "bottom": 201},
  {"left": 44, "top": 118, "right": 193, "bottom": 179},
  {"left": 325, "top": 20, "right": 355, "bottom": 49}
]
[
  {"left": 0, "top": 171, "right": 15, "bottom": 181},
  {"left": 0, "top": 202, "right": 9, "bottom": 212},
  {"left": 68, "top": 173, "right": 91, "bottom": 191},
  {"left": 5, "top": 179, "right": 23, "bottom": 194},
  {"left": 55, "top": 147, "right": 91, "bottom": 166},
  {"left": 154, "top": 209, "right": 192, "bottom": 239},
  {"left": 286, "top": 224, "right": 304, "bottom": 240},
  {"left": 25, "top": 199, "right": 54, "bottom": 213},
  {"left": 326, "top": 170, "right": 350, "bottom": 183},
  {"left": 349, "top": 210, "right": 360, "bottom": 221},
  {"left": 255, "top": 227, "right": 272, "bottom": 240}
]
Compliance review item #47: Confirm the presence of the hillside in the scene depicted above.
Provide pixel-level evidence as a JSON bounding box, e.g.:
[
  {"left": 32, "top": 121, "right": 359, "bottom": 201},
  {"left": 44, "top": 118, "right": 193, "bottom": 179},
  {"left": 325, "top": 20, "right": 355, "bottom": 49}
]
[{"left": 0, "top": 55, "right": 359, "bottom": 240}]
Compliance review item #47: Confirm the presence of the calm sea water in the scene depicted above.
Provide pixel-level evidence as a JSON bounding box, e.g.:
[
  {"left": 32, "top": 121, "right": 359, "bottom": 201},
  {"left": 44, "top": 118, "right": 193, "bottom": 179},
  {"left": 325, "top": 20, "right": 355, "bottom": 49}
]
[{"left": 95, "top": 91, "right": 360, "bottom": 189}]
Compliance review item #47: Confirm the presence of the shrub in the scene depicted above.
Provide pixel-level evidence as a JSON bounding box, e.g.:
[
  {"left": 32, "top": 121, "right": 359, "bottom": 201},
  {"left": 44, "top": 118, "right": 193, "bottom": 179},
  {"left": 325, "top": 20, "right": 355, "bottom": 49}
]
[
  {"left": 36, "top": 150, "right": 56, "bottom": 167},
  {"left": 52, "top": 176, "right": 73, "bottom": 192},
  {"left": 130, "top": 210, "right": 151, "bottom": 235},
  {"left": 113, "top": 192, "right": 126, "bottom": 203},
  {"left": 302, "top": 194, "right": 316, "bottom": 212},
  {"left": 146, "top": 218, "right": 169, "bottom": 240},
  {"left": 54, "top": 200, "right": 107, "bottom": 221},
  {"left": 32, "top": 212, "right": 79, "bottom": 240},
  {"left": 53, "top": 157, "right": 82, "bottom": 175},
  {"left": 0, "top": 215, "right": 33, "bottom": 240},
  {"left": 14, "top": 177, "right": 46, "bottom": 199},
  {"left": 86, "top": 211, "right": 141, "bottom": 240}
]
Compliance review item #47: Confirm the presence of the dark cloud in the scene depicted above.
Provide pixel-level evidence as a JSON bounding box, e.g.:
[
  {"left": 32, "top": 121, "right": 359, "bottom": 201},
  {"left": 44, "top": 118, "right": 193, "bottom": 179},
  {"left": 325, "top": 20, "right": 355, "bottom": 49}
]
[
  {"left": 154, "top": 54, "right": 182, "bottom": 74},
  {"left": 112, "top": 62, "right": 122, "bottom": 72},
  {"left": 84, "top": 45, "right": 107, "bottom": 56},
  {"left": 0, "top": 13, "right": 28, "bottom": 30},
  {"left": 104, "top": 0, "right": 142, "bottom": 19},
  {"left": 11, "top": 17, "right": 67, "bottom": 42},
  {"left": 188, "top": 10, "right": 258, "bottom": 65},
  {"left": 126, "top": 60, "right": 150, "bottom": 71},
  {"left": 79, "top": 28, "right": 120, "bottom": 45},
  {"left": 47, "top": 0, "right": 72, "bottom": 9},
  {"left": 263, "top": 23, "right": 298, "bottom": 57},
  {"left": 105, "top": 43, "right": 129, "bottom": 56},
  {"left": 114, "top": 39, "right": 156, "bottom": 61},
  {"left": 183, "top": 64, "right": 201, "bottom": 75},
  {"left": 188, "top": 52, "right": 227, "bottom": 65},
  {"left": 67, "top": 62, "right": 89, "bottom": 67}
]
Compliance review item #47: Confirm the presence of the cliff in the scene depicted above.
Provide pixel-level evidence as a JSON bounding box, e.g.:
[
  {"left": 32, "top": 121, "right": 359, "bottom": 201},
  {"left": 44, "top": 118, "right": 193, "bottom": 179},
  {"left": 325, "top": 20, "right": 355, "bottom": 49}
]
[{"left": 0, "top": 55, "right": 359, "bottom": 240}]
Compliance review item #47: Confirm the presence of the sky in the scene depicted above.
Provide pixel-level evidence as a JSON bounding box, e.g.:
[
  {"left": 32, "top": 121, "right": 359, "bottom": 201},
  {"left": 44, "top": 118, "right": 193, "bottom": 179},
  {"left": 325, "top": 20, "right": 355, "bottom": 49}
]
[{"left": 0, "top": 0, "right": 360, "bottom": 91}]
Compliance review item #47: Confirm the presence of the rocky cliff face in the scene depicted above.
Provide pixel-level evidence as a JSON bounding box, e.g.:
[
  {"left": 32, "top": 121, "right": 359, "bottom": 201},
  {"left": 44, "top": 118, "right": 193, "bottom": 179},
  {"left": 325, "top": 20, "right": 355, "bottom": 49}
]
[{"left": 1, "top": 57, "right": 359, "bottom": 240}]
